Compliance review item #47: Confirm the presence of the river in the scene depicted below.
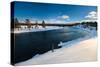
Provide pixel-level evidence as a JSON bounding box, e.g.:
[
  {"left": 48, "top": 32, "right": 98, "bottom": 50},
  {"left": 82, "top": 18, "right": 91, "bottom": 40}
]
[{"left": 11, "top": 27, "right": 88, "bottom": 64}]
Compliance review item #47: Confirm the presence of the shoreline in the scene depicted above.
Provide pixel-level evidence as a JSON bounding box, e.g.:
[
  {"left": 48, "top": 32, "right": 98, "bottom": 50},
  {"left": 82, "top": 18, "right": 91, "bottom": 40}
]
[{"left": 11, "top": 26, "right": 63, "bottom": 33}]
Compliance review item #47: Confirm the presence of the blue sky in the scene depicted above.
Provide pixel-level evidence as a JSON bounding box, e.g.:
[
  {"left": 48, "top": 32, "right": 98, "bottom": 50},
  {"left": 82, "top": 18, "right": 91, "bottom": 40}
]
[{"left": 13, "top": 1, "right": 97, "bottom": 23}]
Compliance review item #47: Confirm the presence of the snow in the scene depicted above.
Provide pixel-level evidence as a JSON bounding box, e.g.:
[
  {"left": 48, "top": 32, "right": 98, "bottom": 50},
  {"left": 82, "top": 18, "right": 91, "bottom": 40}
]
[
  {"left": 12, "top": 26, "right": 63, "bottom": 33},
  {"left": 15, "top": 37, "right": 97, "bottom": 66},
  {"left": 14, "top": 25, "right": 97, "bottom": 66}
]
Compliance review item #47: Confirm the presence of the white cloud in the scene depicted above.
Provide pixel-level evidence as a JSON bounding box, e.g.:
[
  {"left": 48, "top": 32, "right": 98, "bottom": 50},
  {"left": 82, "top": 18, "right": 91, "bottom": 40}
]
[
  {"left": 44, "top": 15, "right": 70, "bottom": 24},
  {"left": 61, "top": 15, "right": 69, "bottom": 19},
  {"left": 85, "top": 11, "right": 97, "bottom": 20},
  {"left": 45, "top": 19, "right": 68, "bottom": 24},
  {"left": 58, "top": 15, "right": 70, "bottom": 20}
]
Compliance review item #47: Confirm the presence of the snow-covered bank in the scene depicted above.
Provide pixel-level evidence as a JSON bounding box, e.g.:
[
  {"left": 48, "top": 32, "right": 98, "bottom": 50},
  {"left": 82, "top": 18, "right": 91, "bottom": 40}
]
[
  {"left": 12, "top": 26, "right": 63, "bottom": 33},
  {"left": 15, "top": 37, "right": 97, "bottom": 66}
]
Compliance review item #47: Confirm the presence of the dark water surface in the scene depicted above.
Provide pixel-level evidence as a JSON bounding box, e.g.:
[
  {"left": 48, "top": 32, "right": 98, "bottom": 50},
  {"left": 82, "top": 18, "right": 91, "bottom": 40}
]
[{"left": 12, "top": 27, "right": 87, "bottom": 64}]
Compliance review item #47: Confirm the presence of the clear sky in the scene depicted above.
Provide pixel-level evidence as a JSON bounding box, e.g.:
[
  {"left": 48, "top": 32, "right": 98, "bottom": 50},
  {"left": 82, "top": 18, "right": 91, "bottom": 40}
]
[{"left": 13, "top": 1, "right": 97, "bottom": 23}]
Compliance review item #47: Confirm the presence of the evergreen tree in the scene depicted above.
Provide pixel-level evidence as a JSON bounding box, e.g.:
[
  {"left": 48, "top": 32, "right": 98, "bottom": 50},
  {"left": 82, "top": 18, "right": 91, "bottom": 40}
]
[
  {"left": 25, "top": 19, "right": 31, "bottom": 29},
  {"left": 42, "top": 20, "right": 46, "bottom": 28},
  {"left": 35, "top": 21, "right": 38, "bottom": 29},
  {"left": 14, "top": 18, "right": 20, "bottom": 28}
]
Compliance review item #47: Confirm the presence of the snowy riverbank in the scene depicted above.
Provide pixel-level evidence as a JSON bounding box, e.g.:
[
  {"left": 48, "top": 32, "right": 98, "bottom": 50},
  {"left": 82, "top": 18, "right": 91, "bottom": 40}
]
[
  {"left": 15, "top": 37, "right": 97, "bottom": 66},
  {"left": 12, "top": 26, "right": 63, "bottom": 33}
]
